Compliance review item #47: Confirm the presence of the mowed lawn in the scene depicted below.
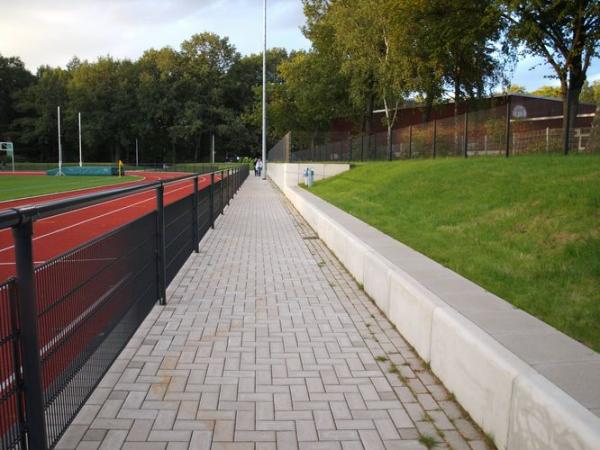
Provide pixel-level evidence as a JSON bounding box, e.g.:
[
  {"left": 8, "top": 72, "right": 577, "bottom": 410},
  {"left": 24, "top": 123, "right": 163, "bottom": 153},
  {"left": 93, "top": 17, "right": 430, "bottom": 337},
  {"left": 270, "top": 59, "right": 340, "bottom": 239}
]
[
  {"left": 309, "top": 155, "right": 600, "bottom": 351},
  {"left": 0, "top": 175, "right": 142, "bottom": 202}
]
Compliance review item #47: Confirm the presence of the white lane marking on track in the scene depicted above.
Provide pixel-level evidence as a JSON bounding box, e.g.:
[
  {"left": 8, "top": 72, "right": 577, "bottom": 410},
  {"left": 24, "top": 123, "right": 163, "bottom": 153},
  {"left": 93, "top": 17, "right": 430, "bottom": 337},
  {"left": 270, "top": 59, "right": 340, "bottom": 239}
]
[
  {"left": 0, "top": 179, "right": 204, "bottom": 254},
  {"left": 0, "top": 175, "right": 206, "bottom": 237}
]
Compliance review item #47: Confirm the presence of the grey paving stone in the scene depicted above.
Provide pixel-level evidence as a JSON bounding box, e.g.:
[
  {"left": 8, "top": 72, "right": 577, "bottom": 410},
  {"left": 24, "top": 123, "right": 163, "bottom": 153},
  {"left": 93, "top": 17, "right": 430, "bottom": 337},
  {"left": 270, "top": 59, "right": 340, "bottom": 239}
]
[{"left": 58, "top": 177, "right": 486, "bottom": 448}]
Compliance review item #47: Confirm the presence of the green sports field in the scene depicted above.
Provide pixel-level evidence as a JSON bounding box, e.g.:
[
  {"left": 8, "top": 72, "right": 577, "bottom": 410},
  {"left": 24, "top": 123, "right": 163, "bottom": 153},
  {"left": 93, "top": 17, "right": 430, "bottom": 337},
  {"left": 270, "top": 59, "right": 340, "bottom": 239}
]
[
  {"left": 0, "top": 175, "right": 142, "bottom": 202},
  {"left": 308, "top": 155, "right": 600, "bottom": 352}
]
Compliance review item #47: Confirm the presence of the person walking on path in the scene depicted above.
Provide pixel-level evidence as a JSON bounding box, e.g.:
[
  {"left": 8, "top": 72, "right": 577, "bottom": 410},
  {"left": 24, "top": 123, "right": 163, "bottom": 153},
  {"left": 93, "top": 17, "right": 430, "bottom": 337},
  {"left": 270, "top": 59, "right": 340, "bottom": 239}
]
[{"left": 255, "top": 158, "right": 263, "bottom": 177}]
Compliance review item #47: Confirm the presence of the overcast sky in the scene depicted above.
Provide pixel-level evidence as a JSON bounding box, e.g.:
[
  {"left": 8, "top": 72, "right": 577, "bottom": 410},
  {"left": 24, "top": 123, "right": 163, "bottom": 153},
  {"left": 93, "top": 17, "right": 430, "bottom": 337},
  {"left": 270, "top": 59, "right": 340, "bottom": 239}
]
[{"left": 1, "top": 0, "right": 598, "bottom": 91}]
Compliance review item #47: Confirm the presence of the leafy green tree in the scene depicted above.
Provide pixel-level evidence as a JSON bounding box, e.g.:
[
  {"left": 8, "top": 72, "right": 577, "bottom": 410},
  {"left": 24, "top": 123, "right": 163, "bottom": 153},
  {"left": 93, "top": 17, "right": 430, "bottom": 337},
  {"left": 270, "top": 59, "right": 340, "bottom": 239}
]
[
  {"left": 505, "top": 84, "right": 528, "bottom": 94},
  {"left": 177, "top": 33, "right": 242, "bottom": 161},
  {"left": 67, "top": 57, "right": 140, "bottom": 162},
  {"left": 231, "top": 49, "right": 293, "bottom": 153},
  {"left": 580, "top": 80, "right": 600, "bottom": 104},
  {"left": 530, "top": 84, "right": 562, "bottom": 98},
  {"left": 502, "top": 0, "right": 600, "bottom": 154},
  {"left": 0, "top": 54, "right": 34, "bottom": 144},
  {"left": 302, "top": 0, "right": 374, "bottom": 136},
  {"left": 414, "top": 0, "right": 505, "bottom": 115},
  {"left": 13, "top": 66, "right": 71, "bottom": 162},
  {"left": 136, "top": 47, "right": 185, "bottom": 163},
  {"left": 323, "top": 0, "right": 416, "bottom": 158}
]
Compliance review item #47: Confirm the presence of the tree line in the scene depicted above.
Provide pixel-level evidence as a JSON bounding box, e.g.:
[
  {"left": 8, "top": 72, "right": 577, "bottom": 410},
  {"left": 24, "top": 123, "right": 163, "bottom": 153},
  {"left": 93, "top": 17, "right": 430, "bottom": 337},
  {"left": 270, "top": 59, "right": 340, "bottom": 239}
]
[
  {"left": 0, "top": 1, "right": 598, "bottom": 163},
  {"left": 0, "top": 33, "right": 290, "bottom": 164},
  {"left": 268, "top": 0, "right": 599, "bottom": 155}
]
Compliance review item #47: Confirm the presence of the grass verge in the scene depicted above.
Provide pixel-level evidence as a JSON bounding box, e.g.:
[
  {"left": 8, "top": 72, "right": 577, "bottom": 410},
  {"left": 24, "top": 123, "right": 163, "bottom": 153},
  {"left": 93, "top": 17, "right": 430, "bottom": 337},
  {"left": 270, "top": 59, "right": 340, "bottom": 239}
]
[
  {"left": 0, "top": 175, "right": 142, "bottom": 202},
  {"left": 308, "top": 155, "right": 600, "bottom": 351}
]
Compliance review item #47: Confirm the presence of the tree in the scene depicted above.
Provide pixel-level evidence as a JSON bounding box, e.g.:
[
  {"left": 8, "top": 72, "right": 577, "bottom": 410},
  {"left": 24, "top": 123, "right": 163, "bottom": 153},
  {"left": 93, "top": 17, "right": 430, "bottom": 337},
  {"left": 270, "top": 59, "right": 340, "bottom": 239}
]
[
  {"left": 0, "top": 55, "right": 34, "bottom": 142},
  {"left": 530, "top": 84, "right": 562, "bottom": 98},
  {"left": 406, "top": 0, "right": 505, "bottom": 115},
  {"left": 502, "top": 0, "right": 600, "bottom": 154},
  {"left": 226, "top": 48, "right": 290, "bottom": 155},
  {"left": 323, "top": 0, "right": 415, "bottom": 159},
  {"left": 505, "top": 84, "right": 528, "bottom": 94},
  {"left": 178, "top": 33, "right": 241, "bottom": 161},
  {"left": 67, "top": 57, "right": 140, "bottom": 162},
  {"left": 302, "top": 0, "right": 375, "bottom": 138},
  {"left": 580, "top": 79, "right": 600, "bottom": 104},
  {"left": 13, "top": 66, "right": 70, "bottom": 162}
]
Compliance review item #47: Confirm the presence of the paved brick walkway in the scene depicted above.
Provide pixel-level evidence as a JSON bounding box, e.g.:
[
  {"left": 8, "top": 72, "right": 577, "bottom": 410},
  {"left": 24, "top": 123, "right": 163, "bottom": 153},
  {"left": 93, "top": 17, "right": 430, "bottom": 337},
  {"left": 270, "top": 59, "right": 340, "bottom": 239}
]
[{"left": 57, "top": 176, "right": 490, "bottom": 450}]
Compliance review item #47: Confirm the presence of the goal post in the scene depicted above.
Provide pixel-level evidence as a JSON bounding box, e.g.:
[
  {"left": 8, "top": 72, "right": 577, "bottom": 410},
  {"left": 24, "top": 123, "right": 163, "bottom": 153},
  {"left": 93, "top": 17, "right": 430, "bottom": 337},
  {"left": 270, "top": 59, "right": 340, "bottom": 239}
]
[{"left": 0, "top": 142, "right": 15, "bottom": 172}]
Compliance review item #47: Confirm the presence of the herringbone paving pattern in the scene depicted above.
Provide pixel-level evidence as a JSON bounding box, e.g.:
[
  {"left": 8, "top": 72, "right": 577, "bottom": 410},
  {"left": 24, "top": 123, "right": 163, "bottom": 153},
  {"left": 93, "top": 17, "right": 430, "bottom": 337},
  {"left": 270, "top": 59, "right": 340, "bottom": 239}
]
[{"left": 57, "top": 176, "right": 491, "bottom": 449}]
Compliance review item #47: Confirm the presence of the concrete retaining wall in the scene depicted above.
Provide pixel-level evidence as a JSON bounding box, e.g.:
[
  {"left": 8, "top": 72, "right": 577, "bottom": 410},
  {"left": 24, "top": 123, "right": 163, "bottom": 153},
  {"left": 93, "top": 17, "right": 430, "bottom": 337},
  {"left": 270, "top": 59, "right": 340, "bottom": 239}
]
[{"left": 268, "top": 162, "right": 600, "bottom": 450}]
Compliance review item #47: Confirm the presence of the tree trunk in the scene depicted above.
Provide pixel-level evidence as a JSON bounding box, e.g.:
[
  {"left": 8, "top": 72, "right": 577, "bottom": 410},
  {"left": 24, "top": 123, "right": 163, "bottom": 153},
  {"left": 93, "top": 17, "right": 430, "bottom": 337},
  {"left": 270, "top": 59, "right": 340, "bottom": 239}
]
[{"left": 562, "top": 87, "right": 582, "bottom": 155}]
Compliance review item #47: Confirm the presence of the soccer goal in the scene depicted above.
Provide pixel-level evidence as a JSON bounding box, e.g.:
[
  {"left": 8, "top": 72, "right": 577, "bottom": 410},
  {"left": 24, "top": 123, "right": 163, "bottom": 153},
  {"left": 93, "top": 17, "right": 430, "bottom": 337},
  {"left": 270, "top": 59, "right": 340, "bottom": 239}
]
[{"left": 0, "top": 142, "right": 14, "bottom": 172}]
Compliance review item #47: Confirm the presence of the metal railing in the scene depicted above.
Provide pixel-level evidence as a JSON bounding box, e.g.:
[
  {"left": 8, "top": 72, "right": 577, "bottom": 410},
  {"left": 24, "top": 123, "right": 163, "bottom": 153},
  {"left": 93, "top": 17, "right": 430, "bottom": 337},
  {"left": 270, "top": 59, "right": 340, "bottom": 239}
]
[{"left": 0, "top": 165, "right": 249, "bottom": 449}]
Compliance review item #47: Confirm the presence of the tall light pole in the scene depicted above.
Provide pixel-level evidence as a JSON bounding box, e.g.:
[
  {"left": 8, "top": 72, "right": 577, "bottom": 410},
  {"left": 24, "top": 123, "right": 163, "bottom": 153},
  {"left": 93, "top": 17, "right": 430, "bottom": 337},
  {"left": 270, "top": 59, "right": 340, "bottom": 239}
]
[
  {"left": 261, "top": 0, "right": 267, "bottom": 180},
  {"left": 78, "top": 112, "right": 83, "bottom": 167},
  {"left": 135, "top": 138, "right": 139, "bottom": 167},
  {"left": 57, "top": 106, "right": 63, "bottom": 175}
]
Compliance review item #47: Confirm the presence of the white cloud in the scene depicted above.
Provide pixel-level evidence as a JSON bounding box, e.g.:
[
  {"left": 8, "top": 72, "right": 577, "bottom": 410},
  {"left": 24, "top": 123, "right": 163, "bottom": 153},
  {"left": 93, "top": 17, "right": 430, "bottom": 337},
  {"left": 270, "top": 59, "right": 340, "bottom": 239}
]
[{"left": 0, "top": 0, "right": 310, "bottom": 71}]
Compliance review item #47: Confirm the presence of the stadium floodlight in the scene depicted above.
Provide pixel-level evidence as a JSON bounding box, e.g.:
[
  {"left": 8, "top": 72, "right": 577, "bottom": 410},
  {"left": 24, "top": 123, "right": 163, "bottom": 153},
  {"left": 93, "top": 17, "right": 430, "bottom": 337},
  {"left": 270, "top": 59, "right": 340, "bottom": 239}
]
[
  {"left": 136, "top": 138, "right": 139, "bottom": 167},
  {"left": 78, "top": 112, "right": 83, "bottom": 167},
  {"left": 57, "top": 106, "right": 64, "bottom": 176},
  {"left": 261, "top": 0, "right": 267, "bottom": 180},
  {"left": 0, "top": 142, "right": 15, "bottom": 172}
]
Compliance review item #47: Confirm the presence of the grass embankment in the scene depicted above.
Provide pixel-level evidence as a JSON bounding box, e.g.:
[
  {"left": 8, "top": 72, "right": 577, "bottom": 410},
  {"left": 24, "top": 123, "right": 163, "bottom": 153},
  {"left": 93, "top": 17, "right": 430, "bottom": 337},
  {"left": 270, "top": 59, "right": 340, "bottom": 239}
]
[
  {"left": 0, "top": 175, "right": 142, "bottom": 202},
  {"left": 309, "top": 155, "right": 600, "bottom": 352}
]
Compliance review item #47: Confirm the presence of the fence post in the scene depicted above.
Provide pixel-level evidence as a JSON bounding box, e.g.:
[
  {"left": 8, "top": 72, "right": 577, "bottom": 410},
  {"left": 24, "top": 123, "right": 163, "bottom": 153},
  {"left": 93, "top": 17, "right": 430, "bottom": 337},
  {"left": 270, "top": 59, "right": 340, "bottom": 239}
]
[
  {"left": 408, "top": 125, "right": 413, "bottom": 159},
  {"left": 546, "top": 127, "right": 550, "bottom": 153},
  {"left": 348, "top": 135, "right": 353, "bottom": 161},
  {"left": 209, "top": 173, "right": 215, "bottom": 228},
  {"left": 221, "top": 170, "right": 226, "bottom": 211},
  {"left": 505, "top": 96, "right": 511, "bottom": 158},
  {"left": 156, "top": 183, "right": 167, "bottom": 305},
  {"left": 432, "top": 119, "right": 437, "bottom": 159},
  {"left": 192, "top": 176, "right": 199, "bottom": 253},
  {"left": 227, "top": 169, "right": 231, "bottom": 205},
  {"left": 8, "top": 283, "right": 27, "bottom": 450},
  {"left": 388, "top": 129, "right": 393, "bottom": 161},
  {"left": 12, "top": 218, "right": 49, "bottom": 450},
  {"left": 463, "top": 110, "right": 468, "bottom": 158}
]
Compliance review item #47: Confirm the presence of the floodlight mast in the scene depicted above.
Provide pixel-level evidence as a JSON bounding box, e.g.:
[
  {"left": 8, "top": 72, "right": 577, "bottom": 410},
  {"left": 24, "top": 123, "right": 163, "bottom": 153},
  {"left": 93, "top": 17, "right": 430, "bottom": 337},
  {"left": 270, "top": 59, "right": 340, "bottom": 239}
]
[
  {"left": 57, "top": 106, "right": 63, "bottom": 175},
  {"left": 78, "top": 112, "right": 83, "bottom": 167},
  {"left": 261, "top": 0, "right": 267, "bottom": 180}
]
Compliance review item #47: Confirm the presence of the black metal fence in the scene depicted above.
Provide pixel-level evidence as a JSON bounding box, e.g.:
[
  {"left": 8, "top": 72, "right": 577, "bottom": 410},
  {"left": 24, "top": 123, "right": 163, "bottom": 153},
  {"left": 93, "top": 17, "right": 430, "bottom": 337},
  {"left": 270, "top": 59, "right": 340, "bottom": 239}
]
[
  {"left": 0, "top": 165, "right": 248, "bottom": 449},
  {"left": 269, "top": 106, "right": 597, "bottom": 162}
]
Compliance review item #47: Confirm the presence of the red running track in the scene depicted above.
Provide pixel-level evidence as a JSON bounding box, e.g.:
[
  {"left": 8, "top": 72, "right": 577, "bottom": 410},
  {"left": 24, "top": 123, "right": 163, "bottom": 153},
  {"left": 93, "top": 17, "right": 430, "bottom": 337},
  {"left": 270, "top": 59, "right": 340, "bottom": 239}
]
[{"left": 0, "top": 171, "right": 217, "bottom": 283}]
